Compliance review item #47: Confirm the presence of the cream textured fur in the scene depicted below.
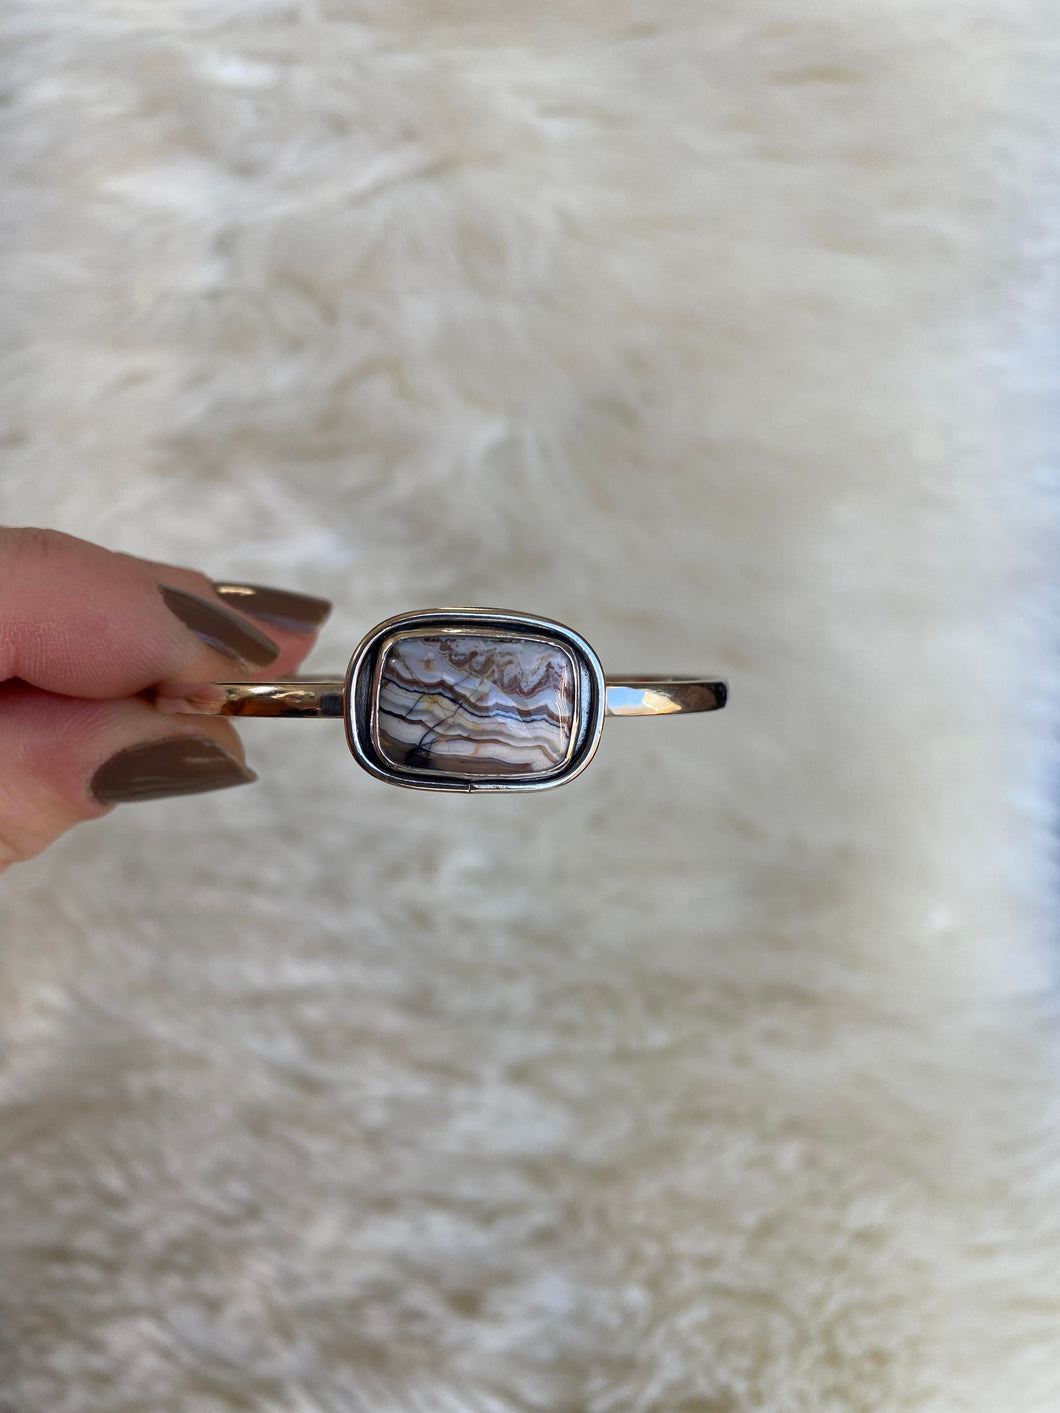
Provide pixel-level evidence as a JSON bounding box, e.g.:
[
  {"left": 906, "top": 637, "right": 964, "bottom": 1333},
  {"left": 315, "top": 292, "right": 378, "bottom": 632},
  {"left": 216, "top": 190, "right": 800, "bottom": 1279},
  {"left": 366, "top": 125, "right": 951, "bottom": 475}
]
[{"left": 2, "top": 1, "right": 1059, "bottom": 1408}]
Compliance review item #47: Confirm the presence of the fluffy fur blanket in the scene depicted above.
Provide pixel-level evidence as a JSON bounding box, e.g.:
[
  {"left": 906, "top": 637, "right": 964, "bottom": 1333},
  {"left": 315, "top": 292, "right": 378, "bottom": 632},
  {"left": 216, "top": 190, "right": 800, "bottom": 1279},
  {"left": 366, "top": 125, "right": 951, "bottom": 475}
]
[{"left": 2, "top": 2, "right": 1059, "bottom": 1408}]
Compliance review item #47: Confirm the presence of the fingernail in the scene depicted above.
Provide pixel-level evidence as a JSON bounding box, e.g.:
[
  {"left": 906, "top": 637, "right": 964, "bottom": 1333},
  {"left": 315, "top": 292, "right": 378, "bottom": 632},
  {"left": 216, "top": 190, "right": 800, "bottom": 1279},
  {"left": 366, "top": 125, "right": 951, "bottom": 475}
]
[
  {"left": 211, "top": 580, "right": 332, "bottom": 634},
  {"left": 90, "top": 737, "right": 257, "bottom": 805},
  {"left": 159, "top": 585, "right": 280, "bottom": 668}
]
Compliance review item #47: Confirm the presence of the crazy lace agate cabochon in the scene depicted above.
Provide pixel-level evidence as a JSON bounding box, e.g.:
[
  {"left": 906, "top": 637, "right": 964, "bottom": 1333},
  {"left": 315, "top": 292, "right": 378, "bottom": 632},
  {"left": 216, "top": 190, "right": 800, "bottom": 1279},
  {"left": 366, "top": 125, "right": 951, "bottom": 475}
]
[{"left": 374, "top": 633, "right": 577, "bottom": 778}]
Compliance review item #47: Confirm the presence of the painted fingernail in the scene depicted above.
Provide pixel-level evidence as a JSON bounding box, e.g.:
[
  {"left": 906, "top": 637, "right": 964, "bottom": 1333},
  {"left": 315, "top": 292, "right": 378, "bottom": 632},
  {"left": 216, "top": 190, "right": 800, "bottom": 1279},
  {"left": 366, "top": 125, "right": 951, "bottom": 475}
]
[
  {"left": 159, "top": 585, "right": 280, "bottom": 668},
  {"left": 211, "top": 580, "right": 332, "bottom": 634},
  {"left": 90, "top": 737, "right": 257, "bottom": 805}
]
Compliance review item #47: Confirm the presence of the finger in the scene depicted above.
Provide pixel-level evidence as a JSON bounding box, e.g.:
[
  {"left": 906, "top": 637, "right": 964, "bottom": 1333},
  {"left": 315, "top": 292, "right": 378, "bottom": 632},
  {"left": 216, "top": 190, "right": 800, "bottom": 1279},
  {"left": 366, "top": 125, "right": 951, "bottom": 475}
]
[
  {"left": 0, "top": 680, "right": 256, "bottom": 868},
  {"left": 125, "top": 556, "right": 332, "bottom": 681},
  {"left": 0, "top": 528, "right": 329, "bottom": 697}
]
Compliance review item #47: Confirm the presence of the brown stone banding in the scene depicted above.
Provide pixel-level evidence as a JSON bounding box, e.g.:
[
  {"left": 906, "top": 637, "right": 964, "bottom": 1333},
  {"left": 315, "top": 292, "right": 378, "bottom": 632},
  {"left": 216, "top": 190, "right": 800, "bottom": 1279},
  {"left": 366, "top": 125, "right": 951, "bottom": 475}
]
[{"left": 374, "top": 633, "right": 576, "bottom": 778}]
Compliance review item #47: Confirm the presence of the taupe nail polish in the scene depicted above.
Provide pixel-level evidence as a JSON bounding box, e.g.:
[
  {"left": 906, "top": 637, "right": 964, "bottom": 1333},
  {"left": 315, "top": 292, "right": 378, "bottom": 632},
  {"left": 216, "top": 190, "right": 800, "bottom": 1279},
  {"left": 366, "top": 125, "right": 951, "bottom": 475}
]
[
  {"left": 159, "top": 585, "right": 280, "bottom": 668},
  {"left": 90, "top": 737, "right": 257, "bottom": 805},
  {"left": 211, "top": 580, "right": 333, "bottom": 634}
]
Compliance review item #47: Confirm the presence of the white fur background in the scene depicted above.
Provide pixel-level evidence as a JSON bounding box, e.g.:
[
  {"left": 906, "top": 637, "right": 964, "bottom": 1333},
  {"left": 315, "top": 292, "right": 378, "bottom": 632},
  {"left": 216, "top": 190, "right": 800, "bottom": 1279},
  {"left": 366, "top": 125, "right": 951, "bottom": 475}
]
[{"left": 2, "top": 1, "right": 1060, "bottom": 1408}]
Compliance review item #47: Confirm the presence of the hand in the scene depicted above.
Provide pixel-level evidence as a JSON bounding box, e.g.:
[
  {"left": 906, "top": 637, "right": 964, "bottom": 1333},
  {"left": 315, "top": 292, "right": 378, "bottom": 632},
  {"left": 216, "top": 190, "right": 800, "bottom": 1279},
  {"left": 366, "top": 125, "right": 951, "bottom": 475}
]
[{"left": 0, "top": 527, "right": 331, "bottom": 871}]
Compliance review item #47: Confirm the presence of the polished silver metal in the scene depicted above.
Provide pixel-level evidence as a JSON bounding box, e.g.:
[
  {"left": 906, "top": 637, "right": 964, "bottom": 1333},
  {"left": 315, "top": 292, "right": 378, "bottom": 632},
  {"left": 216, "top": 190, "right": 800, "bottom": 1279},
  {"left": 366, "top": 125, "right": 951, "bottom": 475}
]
[{"left": 157, "top": 607, "right": 727, "bottom": 793}]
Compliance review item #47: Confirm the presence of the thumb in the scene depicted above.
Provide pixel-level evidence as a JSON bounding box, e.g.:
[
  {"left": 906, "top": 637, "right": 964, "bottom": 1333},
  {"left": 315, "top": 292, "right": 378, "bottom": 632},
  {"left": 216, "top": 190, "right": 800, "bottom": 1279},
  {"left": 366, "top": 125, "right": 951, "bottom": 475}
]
[{"left": 0, "top": 681, "right": 256, "bottom": 867}]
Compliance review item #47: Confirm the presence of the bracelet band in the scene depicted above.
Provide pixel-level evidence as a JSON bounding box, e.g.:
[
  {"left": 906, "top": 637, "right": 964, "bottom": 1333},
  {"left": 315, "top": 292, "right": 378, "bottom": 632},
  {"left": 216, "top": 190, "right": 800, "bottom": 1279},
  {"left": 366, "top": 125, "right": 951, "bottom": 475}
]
[
  {"left": 157, "top": 606, "right": 727, "bottom": 792},
  {"left": 155, "top": 677, "right": 728, "bottom": 719}
]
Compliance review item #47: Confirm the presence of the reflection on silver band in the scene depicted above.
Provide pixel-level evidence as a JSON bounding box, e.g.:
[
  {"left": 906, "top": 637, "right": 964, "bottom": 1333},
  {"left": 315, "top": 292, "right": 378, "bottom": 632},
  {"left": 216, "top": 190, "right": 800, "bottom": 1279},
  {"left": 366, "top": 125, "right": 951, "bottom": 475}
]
[{"left": 602, "top": 679, "right": 727, "bottom": 716}]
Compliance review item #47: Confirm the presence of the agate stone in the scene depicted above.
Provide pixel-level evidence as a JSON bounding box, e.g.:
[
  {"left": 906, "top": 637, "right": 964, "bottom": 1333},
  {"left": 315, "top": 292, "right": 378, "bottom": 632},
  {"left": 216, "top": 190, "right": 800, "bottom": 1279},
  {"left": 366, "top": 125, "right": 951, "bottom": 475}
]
[{"left": 374, "top": 633, "right": 577, "bottom": 778}]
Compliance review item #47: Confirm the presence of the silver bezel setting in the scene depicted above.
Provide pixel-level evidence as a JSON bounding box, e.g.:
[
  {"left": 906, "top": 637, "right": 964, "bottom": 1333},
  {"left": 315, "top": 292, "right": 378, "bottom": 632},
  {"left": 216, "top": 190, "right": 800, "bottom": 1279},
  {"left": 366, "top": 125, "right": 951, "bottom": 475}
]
[{"left": 343, "top": 608, "right": 607, "bottom": 793}]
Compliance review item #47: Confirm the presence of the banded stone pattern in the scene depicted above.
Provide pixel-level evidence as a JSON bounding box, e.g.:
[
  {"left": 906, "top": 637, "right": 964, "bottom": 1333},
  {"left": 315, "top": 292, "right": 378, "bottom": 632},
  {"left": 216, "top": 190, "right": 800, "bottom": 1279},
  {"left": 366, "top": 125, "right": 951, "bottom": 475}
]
[{"left": 374, "top": 633, "right": 576, "bottom": 778}]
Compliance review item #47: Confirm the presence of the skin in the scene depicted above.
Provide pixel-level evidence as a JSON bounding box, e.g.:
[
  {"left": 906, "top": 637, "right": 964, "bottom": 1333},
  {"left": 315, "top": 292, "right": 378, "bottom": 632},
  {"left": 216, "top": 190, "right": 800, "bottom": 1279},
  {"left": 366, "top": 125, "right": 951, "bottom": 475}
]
[{"left": 0, "top": 527, "right": 323, "bottom": 870}]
